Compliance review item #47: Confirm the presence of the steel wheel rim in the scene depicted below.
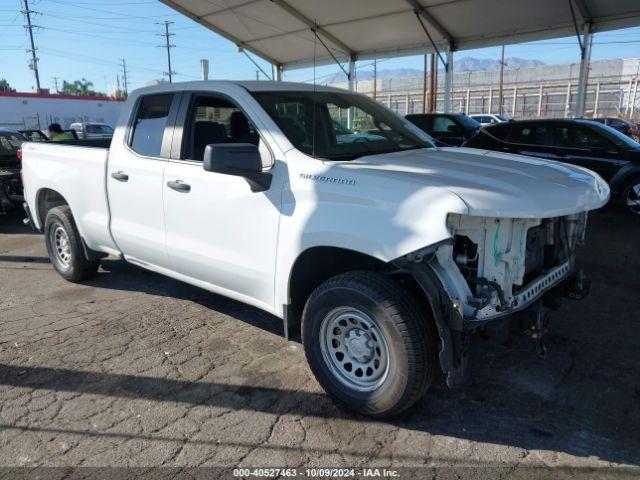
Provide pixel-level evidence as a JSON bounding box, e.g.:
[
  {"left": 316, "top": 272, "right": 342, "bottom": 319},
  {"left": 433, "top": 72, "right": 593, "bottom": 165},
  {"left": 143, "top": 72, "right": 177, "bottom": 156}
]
[
  {"left": 319, "top": 307, "right": 390, "bottom": 392},
  {"left": 627, "top": 182, "right": 640, "bottom": 215},
  {"left": 50, "top": 225, "right": 72, "bottom": 268}
]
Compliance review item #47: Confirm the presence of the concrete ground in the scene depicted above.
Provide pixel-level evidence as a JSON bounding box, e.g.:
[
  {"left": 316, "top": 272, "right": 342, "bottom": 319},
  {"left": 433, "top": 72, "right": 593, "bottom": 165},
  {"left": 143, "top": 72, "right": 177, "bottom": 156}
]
[{"left": 0, "top": 209, "right": 639, "bottom": 478}]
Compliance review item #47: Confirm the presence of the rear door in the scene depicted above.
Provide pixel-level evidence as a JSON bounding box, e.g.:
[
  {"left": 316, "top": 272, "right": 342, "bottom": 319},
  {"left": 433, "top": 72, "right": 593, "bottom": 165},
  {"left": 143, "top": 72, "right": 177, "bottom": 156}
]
[
  {"left": 502, "top": 122, "right": 562, "bottom": 160},
  {"left": 161, "top": 91, "right": 282, "bottom": 310},
  {"left": 107, "top": 92, "right": 181, "bottom": 268}
]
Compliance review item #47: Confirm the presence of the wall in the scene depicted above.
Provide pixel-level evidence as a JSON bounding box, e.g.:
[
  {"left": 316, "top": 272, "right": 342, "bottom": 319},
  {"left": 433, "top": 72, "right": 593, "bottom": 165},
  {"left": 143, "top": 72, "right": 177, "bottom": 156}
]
[
  {"left": 328, "top": 57, "right": 640, "bottom": 121},
  {"left": 0, "top": 92, "right": 124, "bottom": 130}
]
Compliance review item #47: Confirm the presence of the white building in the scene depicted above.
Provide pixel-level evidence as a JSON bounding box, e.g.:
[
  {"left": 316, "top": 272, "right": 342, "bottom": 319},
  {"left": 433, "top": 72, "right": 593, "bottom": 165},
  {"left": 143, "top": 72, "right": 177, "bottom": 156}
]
[{"left": 0, "top": 91, "right": 124, "bottom": 131}]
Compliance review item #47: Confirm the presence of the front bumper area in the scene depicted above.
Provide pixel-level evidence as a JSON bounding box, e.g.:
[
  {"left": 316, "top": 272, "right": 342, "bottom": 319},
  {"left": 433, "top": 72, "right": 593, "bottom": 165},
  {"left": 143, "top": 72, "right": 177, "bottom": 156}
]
[{"left": 393, "top": 212, "right": 591, "bottom": 388}]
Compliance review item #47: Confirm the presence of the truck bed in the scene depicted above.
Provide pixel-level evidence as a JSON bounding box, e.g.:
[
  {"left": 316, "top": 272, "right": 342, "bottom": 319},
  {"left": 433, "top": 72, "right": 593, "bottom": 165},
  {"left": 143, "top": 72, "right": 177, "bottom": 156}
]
[{"left": 21, "top": 141, "right": 118, "bottom": 254}]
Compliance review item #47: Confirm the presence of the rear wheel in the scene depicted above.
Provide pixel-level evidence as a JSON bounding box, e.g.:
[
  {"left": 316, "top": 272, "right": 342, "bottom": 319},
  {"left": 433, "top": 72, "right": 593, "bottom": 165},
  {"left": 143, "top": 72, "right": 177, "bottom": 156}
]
[
  {"left": 44, "top": 205, "right": 99, "bottom": 282},
  {"left": 302, "top": 271, "right": 437, "bottom": 418}
]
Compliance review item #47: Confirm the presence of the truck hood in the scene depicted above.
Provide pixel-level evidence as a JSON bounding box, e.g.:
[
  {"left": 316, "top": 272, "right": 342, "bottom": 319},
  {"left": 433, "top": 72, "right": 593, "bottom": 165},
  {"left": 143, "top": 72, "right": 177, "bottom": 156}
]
[{"left": 340, "top": 147, "right": 610, "bottom": 218}]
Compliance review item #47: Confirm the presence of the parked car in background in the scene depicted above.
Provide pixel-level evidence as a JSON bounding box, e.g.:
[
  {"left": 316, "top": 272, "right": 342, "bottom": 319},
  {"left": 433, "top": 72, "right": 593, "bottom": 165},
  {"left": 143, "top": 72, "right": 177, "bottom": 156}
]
[
  {"left": 469, "top": 113, "right": 509, "bottom": 126},
  {"left": 463, "top": 119, "right": 640, "bottom": 215},
  {"left": 22, "top": 81, "right": 609, "bottom": 417},
  {"left": 69, "top": 122, "right": 114, "bottom": 139},
  {"left": 0, "top": 128, "right": 26, "bottom": 214},
  {"left": 586, "top": 117, "right": 638, "bottom": 140},
  {"left": 405, "top": 113, "right": 480, "bottom": 146},
  {"left": 19, "top": 129, "right": 49, "bottom": 142}
]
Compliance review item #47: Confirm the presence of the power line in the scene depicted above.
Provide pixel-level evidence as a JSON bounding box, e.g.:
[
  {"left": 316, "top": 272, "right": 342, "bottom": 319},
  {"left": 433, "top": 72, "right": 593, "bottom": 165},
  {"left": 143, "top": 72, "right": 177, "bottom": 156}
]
[
  {"left": 22, "top": 0, "right": 41, "bottom": 92},
  {"left": 158, "top": 21, "right": 175, "bottom": 83}
]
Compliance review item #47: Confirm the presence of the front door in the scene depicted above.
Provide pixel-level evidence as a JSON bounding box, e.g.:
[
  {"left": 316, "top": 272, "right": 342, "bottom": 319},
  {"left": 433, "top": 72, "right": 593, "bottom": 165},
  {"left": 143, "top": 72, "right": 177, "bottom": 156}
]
[
  {"left": 107, "top": 92, "right": 181, "bottom": 268},
  {"left": 162, "top": 93, "right": 282, "bottom": 310},
  {"left": 550, "top": 123, "right": 625, "bottom": 182}
]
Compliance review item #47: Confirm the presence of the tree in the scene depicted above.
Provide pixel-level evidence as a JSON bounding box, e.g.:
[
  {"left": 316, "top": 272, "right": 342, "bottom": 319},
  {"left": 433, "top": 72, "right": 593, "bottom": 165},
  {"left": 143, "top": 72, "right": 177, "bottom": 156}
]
[
  {"left": 60, "top": 78, "right": 105, "bottom": 97},
  {"left": 113, "top": 89, "right": 128, "bottom": 100},
  {"left": 0, "top": 79, "right": 15, "bottom": 92}
]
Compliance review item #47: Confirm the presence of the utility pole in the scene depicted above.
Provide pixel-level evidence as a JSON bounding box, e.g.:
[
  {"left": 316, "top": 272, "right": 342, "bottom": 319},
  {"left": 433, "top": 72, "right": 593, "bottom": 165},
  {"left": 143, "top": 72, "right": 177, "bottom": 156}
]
[
  {"left": 498, "top": 45, "right": 505, "bottom": 115},
  {"left": 373, "top": 59, "right": 377, "bottom": 101},
  {"left": 422, "top": 53, "right": 427, "bottom": 113},
  {"left": 120, "top": 58, "right": 128, "bottom": 95},
  {"left": 158, "top": 21, "right": 175, "bottom": 83},
  {"left": 22, "top": 0, "right": 41, "bottom": 92},
  {"left": 52, "top": 76, "right": 59, "bottom": 94}
]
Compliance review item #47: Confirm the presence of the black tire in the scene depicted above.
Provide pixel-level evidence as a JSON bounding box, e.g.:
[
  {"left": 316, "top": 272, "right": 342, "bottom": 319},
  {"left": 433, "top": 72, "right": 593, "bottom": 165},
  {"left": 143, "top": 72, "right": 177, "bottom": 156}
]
[
  {"left": 44, "top": 205, "right": 99, "bottom": 282},
  {"left": 621, "top": 175, "right": 640, "bottom": 216},
  {"left": 302, "top": 271, "right": 437, "bottom": 418}
]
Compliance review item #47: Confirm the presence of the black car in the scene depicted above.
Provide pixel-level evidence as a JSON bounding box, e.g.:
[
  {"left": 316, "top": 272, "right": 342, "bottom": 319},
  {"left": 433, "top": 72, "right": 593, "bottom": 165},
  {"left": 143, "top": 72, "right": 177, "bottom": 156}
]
[
  {"left": 463, "top": 119, "right": 640, "bottom": 215},
  {"left": 0, "top": 129, "right": 26, "bottom": 214},
  {"left": 405, "top": 113, "right": 480, "bottom": 146}
]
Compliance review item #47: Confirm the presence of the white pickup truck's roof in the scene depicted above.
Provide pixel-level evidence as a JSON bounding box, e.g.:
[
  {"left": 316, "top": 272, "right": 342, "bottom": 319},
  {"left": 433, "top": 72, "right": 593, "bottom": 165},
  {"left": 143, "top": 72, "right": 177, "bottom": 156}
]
[{"left": 132, "top": 80, "right": 350, "bottom": 97}]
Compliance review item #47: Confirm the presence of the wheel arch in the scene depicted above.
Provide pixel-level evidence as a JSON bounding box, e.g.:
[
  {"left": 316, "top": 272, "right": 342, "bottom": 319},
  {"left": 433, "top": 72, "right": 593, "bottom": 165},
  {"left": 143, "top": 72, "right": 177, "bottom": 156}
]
[
  {"left": 609, "top": 164, "right": 640, "bottom": 195},
  {"left": 36, "top": 188, "right": 69, "bottom": 229},
  {"left": 286, "top": 246, "right": 386, "bottom": 332}
]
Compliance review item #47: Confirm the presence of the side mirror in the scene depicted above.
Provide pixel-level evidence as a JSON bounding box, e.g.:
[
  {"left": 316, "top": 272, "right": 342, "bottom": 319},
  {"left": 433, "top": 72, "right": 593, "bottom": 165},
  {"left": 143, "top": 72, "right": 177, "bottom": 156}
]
[
  {"left": 203, "top": 143, "right": 272, "bottom": 192},
  {"left": 447, "top": 124, "right": 460, "bottom": 133}
]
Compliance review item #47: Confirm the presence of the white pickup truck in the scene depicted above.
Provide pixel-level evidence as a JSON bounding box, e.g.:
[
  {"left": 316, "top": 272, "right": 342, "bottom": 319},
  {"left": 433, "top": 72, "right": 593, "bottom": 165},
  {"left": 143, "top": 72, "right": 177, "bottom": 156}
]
[{"left": 22, "top": 81, "right": 609, "bottom": 417}]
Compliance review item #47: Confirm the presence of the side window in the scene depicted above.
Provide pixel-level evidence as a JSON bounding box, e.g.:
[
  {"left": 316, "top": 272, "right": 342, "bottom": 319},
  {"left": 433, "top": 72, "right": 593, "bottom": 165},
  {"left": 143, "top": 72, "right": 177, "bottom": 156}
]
[
  {"left": 432, "top": 116, "right": 456, "bottom": 133},
  {"left": 130, "top": 94, "right": 173, "bottom": 157},
  {"left": 187, "top": 96, "right": 260, "bottom": 161},
  {"left": 506, "top": 124, "right": 548, "bottom": 145},
  {"left": 553, "top": 125, "right": 611, "bottom": 149},
  {"left": 406, "top": 116, "right": 432, "bottom": 132}
]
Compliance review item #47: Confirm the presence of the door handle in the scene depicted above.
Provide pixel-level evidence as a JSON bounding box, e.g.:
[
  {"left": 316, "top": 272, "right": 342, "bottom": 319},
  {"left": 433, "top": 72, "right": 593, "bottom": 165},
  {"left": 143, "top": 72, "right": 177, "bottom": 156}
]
[
  {"left": 111, "top": 171, "right": 129, "bottom": 181},
  {"left": 167, "top": 180, "right": 191, "bottom": 193}
]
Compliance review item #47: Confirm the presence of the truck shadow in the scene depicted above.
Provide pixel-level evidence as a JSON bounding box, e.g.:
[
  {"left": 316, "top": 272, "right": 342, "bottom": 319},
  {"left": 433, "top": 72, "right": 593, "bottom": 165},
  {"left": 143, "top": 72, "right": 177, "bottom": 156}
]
[{"left": 90, "top": 259, "right": 286, "bottom": 338}]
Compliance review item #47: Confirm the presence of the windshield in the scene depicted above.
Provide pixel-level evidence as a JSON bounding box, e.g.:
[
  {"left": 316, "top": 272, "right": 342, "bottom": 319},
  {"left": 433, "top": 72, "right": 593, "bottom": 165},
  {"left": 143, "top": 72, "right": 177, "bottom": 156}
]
[
  {"left": 251, "top": 91, "right": 434, "bottom": 160},
  {"left": 495, "top": 115, "right": 508, "bottom": 122},
  {"left": 0, "top": 132, "right": 25, "bottom": 157},
  {"left": 456, "top": 114, "right": 481, "bottom": 130},
  {"left": 586, "top": 122, "right": 640, "bottom": 149}
]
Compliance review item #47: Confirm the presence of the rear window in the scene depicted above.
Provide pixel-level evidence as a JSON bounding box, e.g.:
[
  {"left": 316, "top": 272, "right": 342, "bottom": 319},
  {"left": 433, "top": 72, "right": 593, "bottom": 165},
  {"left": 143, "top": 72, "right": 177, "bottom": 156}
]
[
  {"left": 87, "top": 124, "right": 114, "bottom": 134},
  {"left": 130, "top": 94, "right": 174, "bottom": 157}
]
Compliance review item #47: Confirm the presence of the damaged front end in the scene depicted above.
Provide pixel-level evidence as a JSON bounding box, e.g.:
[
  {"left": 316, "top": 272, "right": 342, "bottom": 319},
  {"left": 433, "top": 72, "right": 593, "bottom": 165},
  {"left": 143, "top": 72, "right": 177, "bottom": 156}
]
[{"left": 393, "top": 212, "right": 590, "bottom": 387}]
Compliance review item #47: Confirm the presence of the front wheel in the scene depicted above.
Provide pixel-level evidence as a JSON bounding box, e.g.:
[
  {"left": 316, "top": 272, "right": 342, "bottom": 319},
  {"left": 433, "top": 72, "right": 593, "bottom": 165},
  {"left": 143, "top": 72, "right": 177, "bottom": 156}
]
[
  {"left": 302, "top": 271, "right": 437, "bottom": 418},
  {"left": 44, "top": 205, "right": 99, "bottom": 282},
  {"left": 622, "top": 176, "right": 640, "bottom": 216}
]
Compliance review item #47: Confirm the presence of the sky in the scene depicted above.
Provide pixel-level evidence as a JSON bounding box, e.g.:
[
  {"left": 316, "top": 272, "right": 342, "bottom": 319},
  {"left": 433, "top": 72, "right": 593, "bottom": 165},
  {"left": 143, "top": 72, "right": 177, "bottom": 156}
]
[{"left": 2, "top": 0, "right": 640, "bottom": 94}]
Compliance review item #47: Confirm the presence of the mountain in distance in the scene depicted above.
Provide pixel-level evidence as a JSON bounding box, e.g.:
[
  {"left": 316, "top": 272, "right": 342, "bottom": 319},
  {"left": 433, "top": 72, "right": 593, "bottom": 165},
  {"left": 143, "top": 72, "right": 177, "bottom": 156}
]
[
  {"left": 454, "top": 56, "right": 545, "bottom": 72},
  {"left": 325, "top": 57, "right": 545, "bottom": 82}
]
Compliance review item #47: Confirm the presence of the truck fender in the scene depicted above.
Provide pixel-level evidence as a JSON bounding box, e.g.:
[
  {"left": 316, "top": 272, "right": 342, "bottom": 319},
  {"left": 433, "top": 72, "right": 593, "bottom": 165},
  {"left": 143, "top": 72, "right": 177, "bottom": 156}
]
[{"left": 393, "top": 247, "right": 469, "bottom": 389}]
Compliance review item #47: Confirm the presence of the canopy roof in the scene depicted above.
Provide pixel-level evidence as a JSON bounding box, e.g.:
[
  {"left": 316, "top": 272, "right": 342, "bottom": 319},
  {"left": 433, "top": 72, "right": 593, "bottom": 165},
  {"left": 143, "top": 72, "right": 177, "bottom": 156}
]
[{"left": 160, "top": 0, "right": 640, "bottom": 69}]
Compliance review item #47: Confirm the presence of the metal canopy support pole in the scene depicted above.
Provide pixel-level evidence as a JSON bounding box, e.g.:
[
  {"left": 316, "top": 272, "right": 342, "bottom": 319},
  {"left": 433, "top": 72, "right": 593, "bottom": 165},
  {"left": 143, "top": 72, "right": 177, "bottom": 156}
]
[
  {"left": 348, "top": 57, "right": 356, "bottom": 91},
  {"left": 348, "top": 56, "right": 356, "bottom": 128},
  {"left": 575, "top": 23, "right": 592, "bottom": 117},
  {"left": 443, "top": 49, "right": 453, "bottom": 113},
  {"left": 272, "top": 64, "right": 282, "bottom": 81}
]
